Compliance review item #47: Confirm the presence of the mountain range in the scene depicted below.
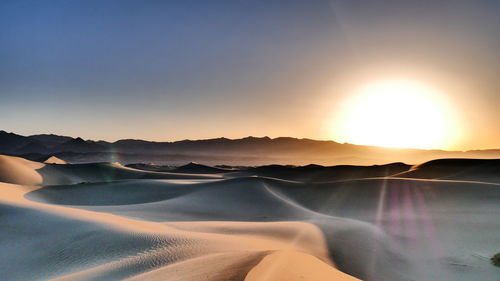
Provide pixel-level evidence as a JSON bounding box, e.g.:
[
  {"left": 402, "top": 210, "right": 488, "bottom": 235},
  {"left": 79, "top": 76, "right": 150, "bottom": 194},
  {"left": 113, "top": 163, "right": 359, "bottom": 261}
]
[{"left": 1, "top": 130, "right": 499, "bottom": 165}]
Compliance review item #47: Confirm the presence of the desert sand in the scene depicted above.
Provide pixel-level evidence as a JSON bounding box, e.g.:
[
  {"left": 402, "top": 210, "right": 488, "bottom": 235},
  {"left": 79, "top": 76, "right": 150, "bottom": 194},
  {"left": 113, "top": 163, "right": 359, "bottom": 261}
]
[
  {"left": 43, "top": 156, "right": 69, "bottom": 165},
  {"left": 0, "top": 154, "right": 499, "bottom": 280}
]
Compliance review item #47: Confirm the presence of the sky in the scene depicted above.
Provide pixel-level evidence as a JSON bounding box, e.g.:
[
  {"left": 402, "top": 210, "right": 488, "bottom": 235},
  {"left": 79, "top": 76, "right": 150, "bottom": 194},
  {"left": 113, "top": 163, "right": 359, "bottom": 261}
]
[{"left": 1, "top": 0, "right": 499, "bottom": 150}]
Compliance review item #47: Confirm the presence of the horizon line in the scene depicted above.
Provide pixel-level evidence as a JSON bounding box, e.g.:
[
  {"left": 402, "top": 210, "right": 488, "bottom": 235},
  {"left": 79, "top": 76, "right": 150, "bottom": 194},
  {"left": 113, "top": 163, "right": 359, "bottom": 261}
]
[{"left": 2, "top": 129, "right": 499, "bottom": 152}]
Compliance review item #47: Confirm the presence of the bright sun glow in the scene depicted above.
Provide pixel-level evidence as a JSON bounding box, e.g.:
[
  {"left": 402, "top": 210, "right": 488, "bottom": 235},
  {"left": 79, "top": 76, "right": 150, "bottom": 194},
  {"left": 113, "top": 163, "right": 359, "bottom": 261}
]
[{"left": 332, "top": 79, "right": 460, "bottom": 149}]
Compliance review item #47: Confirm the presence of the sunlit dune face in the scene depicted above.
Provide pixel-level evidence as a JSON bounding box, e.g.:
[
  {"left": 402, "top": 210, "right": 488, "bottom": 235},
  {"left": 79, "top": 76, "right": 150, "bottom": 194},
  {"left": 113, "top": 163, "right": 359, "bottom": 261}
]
[{"left": 333, "top": 79, "right": 460, "bottom": 149}]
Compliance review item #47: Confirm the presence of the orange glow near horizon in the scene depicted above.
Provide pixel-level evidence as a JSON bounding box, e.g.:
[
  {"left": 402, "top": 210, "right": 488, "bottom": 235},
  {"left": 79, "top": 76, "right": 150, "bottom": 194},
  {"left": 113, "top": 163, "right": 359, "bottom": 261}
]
[{"left": 330, "top": 79, "right": 461, "bottom": 149}]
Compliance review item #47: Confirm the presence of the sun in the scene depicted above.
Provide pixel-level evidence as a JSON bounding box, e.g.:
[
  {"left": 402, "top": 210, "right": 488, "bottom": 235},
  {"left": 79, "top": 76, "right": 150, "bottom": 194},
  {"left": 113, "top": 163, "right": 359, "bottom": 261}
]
[{"left": 331, "top": 79, "right": 460, "bottom": 149}]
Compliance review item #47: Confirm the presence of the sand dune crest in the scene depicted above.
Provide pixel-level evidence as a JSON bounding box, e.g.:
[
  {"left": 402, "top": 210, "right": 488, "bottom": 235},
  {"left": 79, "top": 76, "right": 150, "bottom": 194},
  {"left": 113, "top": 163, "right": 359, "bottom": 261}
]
[
  {"left": 44, "top": 155, "right": 69, "bottom": 164},
  {"left": 0, "top": 154, "right": 44, "bottom": 185},
  {"left": 245, "top": 250, "right": 360, "bottom": 281}
]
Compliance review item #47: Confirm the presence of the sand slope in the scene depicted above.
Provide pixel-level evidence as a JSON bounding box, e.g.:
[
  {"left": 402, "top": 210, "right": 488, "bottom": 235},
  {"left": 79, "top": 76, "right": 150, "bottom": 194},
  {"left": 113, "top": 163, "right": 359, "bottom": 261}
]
[
  {"left": 0, "top": 181, "right": 337, "bottom": 281},
  {"left": 245, "top": 250, "right": 360, "bottom": 281},
  {"left": 394, "top": 158, "right": 500, "bottom": 183},
  {"left": 1, "top": 154, "right": 499, "bottom": 281},
  {"left": 0, "top": 154, "right": 44, "bottom": 185},
  {"left": 43, "top": 156, "right": 69, "bottom": 164}
]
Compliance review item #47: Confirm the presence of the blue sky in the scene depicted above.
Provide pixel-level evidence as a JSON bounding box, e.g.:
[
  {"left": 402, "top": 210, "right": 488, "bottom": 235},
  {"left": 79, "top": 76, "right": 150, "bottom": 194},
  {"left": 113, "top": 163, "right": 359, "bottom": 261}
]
[{"left": 1, "top": 0, "right": 499, "bottom": 149}]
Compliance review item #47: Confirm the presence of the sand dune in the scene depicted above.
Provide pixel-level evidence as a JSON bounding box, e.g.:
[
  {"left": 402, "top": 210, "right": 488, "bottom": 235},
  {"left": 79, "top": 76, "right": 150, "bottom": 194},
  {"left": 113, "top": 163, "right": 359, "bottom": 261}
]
[
  {"left": 126, "top": 162, "right": 234, "bottom": 174},
  {"left": 43, "top": 155, "right": 69, "bottom": 164},
  {"left": 394, "top": 158, "right": 500, "bottom": 183},
  {"left": 245, "top": 250, "right": 360, "bottom": 281},
  {"left": 1, "top": 154, "right": 499, "bottom": 280},
  {"left": 241, "top": 162, "right": 411, "bottom": 182},
  {"left": 0, "top": 154, "right": 44, "bottom": 185},
  {"left": 0, "top": 155, "right": 221, "bottom": 186},
  {"left": 1, "top": 180, "right": 330, "bottom": 279},
  {"left": 171, "top": 162, "right": 234, "bottom": 174}
]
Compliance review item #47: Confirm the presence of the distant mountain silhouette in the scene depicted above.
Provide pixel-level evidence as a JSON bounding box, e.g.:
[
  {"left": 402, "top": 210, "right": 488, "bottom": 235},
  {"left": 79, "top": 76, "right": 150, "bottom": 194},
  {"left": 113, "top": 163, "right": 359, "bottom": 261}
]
[
  {"left": 14, "top": 141, "right": 48, "bottom": 154},
  {"left": 28, "top": 134, "right": 73, "bottom": 147},
  {"left": 53, "top": 137, "right": 107, "bottom": 153},
  {"left": 1, "top": 130, "right": 499, "bottom": 165},
  {"left": 0, "top": 131, "right": 35, "bottom": 153}
]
